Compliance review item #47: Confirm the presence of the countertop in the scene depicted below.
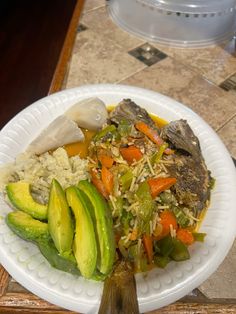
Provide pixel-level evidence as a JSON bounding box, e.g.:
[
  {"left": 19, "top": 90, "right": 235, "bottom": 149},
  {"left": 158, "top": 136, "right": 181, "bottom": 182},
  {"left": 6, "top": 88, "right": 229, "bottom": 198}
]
[
  {"left": 1, "top": 0, "right": 236, "bottom": 313},
  {"left": 64, "top": 0, "right": 236, "bottom": 312}
]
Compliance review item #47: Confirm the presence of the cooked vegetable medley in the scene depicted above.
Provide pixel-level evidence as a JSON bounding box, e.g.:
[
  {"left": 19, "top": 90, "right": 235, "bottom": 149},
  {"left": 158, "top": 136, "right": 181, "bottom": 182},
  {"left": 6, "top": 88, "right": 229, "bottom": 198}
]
[{"left": 2, "top": 98, "right": 212, "bottom": 280}]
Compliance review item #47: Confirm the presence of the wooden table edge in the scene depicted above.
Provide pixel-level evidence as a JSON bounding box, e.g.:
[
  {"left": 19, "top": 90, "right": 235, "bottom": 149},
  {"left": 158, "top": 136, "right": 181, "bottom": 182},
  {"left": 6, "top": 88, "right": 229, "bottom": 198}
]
[
  {"left": 0, "top": 293, "right": 236, "bottom": 314},
  {"left": 48, "top": 0, "right": 85, "bottom": 94}
]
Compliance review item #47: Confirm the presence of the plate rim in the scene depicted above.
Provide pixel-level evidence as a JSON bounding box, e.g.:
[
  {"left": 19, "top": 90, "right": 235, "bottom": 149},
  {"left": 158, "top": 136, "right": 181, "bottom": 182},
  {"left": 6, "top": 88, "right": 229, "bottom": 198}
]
[{"left": 0, "top": 83, "right": 236, "bottom": 313}]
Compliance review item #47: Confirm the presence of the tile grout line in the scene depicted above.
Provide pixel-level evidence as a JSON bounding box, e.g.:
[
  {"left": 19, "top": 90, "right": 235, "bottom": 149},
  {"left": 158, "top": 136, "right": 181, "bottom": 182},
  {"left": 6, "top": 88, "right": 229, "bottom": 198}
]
[
  {"left": 82, "top": 5, "right": 106, "bottom": 14},
  {"left": 115, "top": 65, "right": 148, "bottom": 84},
  {"left": 170, "top": 57, "right": 230, "bottom": 90},
  {"left": 216, "top": 112, "right": 236, "bottom": 132},
  {"left": 153, "top": 45, "right": 236, "bottom": 88},
  {"left": 218, "top": 71, "right": 236, "bottom": 87}
]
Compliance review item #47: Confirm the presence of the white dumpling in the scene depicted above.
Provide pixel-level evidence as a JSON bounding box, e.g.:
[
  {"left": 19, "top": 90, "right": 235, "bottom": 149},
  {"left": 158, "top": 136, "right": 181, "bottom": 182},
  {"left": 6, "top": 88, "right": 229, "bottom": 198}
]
[
  {"left": 27, "top": 115, "right": 85, "bottom": 155},
  {"left": 64, "top": 97, "right": 108, "bottom": 130}
]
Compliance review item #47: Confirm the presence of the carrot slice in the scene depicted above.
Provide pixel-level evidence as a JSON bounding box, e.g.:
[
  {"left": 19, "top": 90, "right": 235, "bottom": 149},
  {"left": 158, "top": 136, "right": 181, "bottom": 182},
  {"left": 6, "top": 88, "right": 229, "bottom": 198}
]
[
  {"left": 120, "top": 146, "right": 143, "bottom": 164},
  {"left": 135, "top": 121, "right": 173, "bottom": 155},
  {"left": 101, "top": 166, "right": 114, "bottom": 195},
  {"left": 155, "top": 211, "right": 178, "bottom": 240},
  {"left": 135, "top": 121, "right": 164, "bottom": 146},
  {"left": 176, "top": 228, "right": 194, "bottom": 245},
  {"left": 147, "top": 177, "right": 177, "bottom": 198},
  {"left": 90, "top": 169, "right": 109, "bottom": 199},
  {"left": 98, "top": 154, "right": 114, "bottom": 168},
  {"left": 143, "top": 234, "right": 153, "bottom": 264}
]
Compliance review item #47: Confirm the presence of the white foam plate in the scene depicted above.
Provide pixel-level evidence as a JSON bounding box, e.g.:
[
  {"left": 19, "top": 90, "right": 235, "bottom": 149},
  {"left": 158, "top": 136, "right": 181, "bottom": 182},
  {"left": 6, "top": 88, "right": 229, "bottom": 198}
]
[{"left": 0, "top": 84, "right": 235, "bottom": 313}]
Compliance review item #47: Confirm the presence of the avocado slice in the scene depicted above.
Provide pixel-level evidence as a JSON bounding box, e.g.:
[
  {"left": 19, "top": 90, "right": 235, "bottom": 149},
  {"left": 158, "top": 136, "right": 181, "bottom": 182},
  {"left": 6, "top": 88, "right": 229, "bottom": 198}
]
[
  {"left": 38, "top": 238, "right": 107, "bottom": 280},
  {"left": 66, "top": 186, "right": 97, "bottom": 279},
  {"left": 6, "top": 181, "right": 47, "bottom": 220},
  {"left": 48, "top": 179, "right": 74, "bottom": 259},
  {"left": 37, "top": 238, "right": 81, "bottom": 276},
  {"left": 6, "top": 211, "right": 49, "bottom": 242},
  {"left": 77, "top": 180, "right": 116, "bottom": 275}
]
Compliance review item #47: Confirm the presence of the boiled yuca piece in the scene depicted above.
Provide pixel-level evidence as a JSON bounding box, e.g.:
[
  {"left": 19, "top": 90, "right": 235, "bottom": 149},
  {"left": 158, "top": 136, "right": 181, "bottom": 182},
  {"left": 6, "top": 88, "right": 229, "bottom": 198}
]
[
  {"left": 64, "top": 98, "right": 108, "bottom": 130},
  {"left": 27, "top": 115, "right": 85, "bottom": 155}
]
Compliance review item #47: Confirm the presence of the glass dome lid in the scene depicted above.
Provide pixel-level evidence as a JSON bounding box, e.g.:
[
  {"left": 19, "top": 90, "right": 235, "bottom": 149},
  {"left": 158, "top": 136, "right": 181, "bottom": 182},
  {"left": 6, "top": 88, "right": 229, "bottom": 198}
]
[{"left": 138, "top": 0, "right": 236, "bottom": 13}]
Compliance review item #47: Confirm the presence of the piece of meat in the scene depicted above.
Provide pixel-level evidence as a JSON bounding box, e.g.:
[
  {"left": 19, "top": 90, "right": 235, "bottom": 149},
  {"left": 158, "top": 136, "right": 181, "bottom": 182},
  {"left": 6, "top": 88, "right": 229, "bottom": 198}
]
[
  {"left": 109, "top": 99, "right": 157, "bottom": 129},
  {"left": 161, "top": 120, "right": 212, "bottom": 214}
]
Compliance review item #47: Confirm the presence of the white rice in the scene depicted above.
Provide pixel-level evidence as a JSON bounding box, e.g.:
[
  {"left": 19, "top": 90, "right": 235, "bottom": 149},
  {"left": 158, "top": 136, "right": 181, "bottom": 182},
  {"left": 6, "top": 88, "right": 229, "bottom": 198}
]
[{"left": 0, "top": 147, "right": 89, "bottom": 204}]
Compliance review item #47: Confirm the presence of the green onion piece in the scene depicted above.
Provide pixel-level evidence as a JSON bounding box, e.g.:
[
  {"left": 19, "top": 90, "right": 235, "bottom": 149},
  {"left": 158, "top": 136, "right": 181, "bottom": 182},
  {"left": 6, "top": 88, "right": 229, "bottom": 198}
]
[
  {"left": 154, "top": 143, "right": 168, "bottom": 163},
  {"left": 159, "top": 192, "right": 177, "bottom": 205},
  {"left": 117, "top": 119, "right": 132, "bottom": 137},
  {"left": 135, "top": 182, "right": 154, "bottom": 233},
  {"left": 93, "top": 125, "right": 117, "bottom": 142},
  {"left": 108, "top": 196, "right": 123, "bottom": 218},
  {"left": 121, "top": 209, "right": 133, "bottom": 235},
  {"left": 150, "top": 152, "right": 158, "bottom": 165},
  {"left": 120, "top": 170, "right": 133, "bottom": 191},
  {"left": 171, "top": 206, "right": 190, "bottom": 228},
  {"left": 170, "top": 239, "right": 190, "bottom": 261},
  {"left": 192, "top": 232, "right": 206, "bottom": 242}
]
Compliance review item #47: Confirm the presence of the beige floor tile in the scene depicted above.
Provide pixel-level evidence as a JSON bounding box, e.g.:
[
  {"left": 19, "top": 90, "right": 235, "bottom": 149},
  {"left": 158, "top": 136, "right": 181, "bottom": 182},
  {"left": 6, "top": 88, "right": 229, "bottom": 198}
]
[
  {"left": 218, "top": 116, "right": 236, "bottom": 159},
  {"left": 199, "top": 239, "right": 236, "bottom": 299},
  {"left": 81, "top": 6, "right": 145, "bottom": 51},
  {"left": 65, "top": 30, "right": 146, "bottom": 88},
  {"left": 121, "top": 57, "right": 236, "bottom": 131},
  {"left": 152, "top": 41, "right": 236, "bottom": 85},
  {"left": 83, "top": 0, "right": 105, "bottom": 13}
]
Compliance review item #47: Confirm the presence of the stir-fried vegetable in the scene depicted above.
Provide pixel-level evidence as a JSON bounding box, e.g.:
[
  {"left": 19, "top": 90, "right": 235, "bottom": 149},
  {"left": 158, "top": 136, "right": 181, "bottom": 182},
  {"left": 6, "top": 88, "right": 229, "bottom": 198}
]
[
  {"left": 147, "top": 177, "right": 177, "bottom": 199},
  {"left": 119, "top": 170, "right": 133, "bottom": 191},
  {"left": 98, "top": 154, "right": 114, "bottom": 168},
  {"left": 135, "top": 121, "right": 174, "bottom": 155},
  {"left": 101, "top": 166, "right": 114, "bottom": 195},
  {"left": 86, "top": 107, "right": 208, "bottom": 272},
  {"left": 192, "top": 232, "right": 207, "bottom": 242},
  {"left": 120, "top": 146, "right": 143, "bottom": 164},
  {"left": 151, "top": 143, "right": 168, "bottom": 164},
  {"left": 176, "top": 228, "right": 194, "bottom": 245},
  {"left": 90, "top": 169, "right": 109, "bottom": 199},
  {"left": 158, "top": 211, "right": 178, "bottom": 239},
  {"left": 94, "top": 125, "right": 117, "bottom": 142},
  {"left": 135, "top": 121, "right": 164, "bottom": 146},
  {"left": 143, "top": 234, "right": 153, "bottom": 264}
]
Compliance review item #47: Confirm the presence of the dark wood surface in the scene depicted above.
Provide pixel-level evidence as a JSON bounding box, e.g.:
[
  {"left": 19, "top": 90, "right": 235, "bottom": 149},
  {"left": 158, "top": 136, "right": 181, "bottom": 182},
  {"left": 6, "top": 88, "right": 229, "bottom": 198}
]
[{"left": 0, "top": 0, "right": 78, "bottom": 130}]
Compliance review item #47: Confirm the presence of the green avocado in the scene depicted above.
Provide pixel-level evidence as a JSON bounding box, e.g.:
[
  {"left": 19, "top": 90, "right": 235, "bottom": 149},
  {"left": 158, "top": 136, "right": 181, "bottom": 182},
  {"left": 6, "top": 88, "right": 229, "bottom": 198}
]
[
  {"left": 77, "top": 180, "right": 116, "bottom": 275},
  {"left": 37, "top": 238, "right": 81, "bottom": 276},
  {"left": 66, "top": 186, "right": 97, "bottom": 279},
  {"left": 48, "top": 179, "right": 74, "bottom": 259},
  {"left": 6, "top": 181, "right": 47, "bottom": 220},
  {"left": 6, "top": 211, "right": 49, "bottom": 242},
  {"left": 38, "top": 238, "right": 108, "bottom": 280}
]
